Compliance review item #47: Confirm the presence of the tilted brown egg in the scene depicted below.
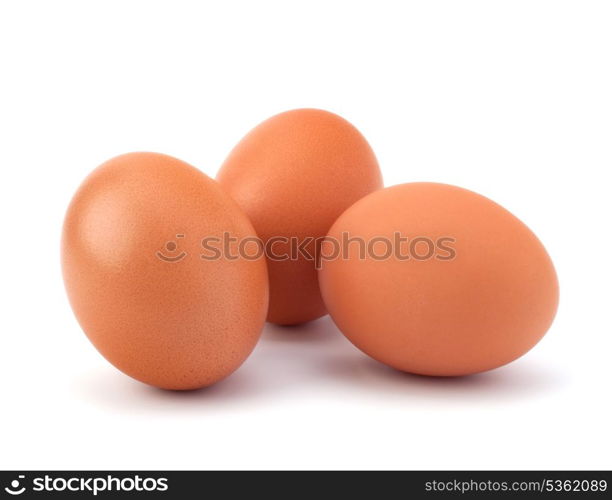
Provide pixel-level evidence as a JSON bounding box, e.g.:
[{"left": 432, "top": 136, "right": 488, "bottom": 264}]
[{"left": 318, "top": 182, "right": 559, "bottom": 376}]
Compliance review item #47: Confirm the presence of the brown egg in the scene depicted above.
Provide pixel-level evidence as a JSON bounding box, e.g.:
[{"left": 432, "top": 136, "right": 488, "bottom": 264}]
[
  {"left": 319, "top": 182, "right": 559, "bottom": 376},
  {"left": 62, "top": 152, "right": 268, "bottom": 390},
  {"left": 217, "top": 109, "right": 383, "bottom": 325}
]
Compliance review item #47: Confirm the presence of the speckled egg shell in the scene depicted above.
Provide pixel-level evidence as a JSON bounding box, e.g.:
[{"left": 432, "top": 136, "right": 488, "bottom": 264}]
[
  {"left": 217, "top": 109, "right": 383, "bottom": 325},
  {"left": 62, "top": 152, "right": 269, "bottom": 390}
]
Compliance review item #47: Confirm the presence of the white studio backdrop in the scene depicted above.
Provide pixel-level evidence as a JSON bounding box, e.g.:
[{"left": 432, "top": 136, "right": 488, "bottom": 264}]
[{"left": 0, "top": 1, "right": 610, "bottom": 469}]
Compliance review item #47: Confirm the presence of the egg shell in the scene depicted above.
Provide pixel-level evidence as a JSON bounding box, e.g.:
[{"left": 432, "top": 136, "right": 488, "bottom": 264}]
[
  {"left": 217, "top": 108, "right": 383, "bottom": 325},
  {"left": 318, "top": 182, "right": 559, "bottom": 376},
  {"left": 62, "top": 152, "right": 268, "bottom": 390}
]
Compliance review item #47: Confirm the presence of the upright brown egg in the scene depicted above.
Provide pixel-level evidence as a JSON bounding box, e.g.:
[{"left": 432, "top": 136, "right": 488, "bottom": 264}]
[
  {"left": 62, "top": 153, "right": 268, "bottom": 390},
  {"left": 217, "top": 109, "right": 383, "bottom": 325}
]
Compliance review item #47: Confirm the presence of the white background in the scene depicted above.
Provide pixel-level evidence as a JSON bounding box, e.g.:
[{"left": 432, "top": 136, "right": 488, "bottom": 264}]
[{"left": 1, "top": 1, "right": 610, "bottom": 470}]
